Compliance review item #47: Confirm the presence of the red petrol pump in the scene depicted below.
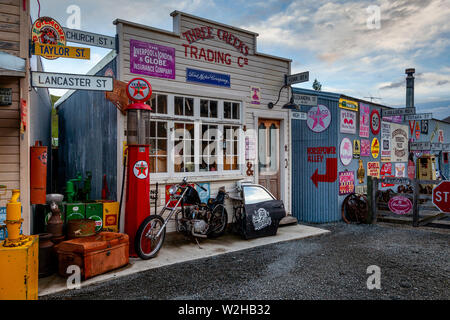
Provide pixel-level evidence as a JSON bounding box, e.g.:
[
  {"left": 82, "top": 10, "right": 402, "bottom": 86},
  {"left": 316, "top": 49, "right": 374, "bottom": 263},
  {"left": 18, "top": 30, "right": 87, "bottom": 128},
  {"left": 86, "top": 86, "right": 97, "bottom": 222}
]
[{"left": 124, "top": 78, "right": 152, "bottom": 257}]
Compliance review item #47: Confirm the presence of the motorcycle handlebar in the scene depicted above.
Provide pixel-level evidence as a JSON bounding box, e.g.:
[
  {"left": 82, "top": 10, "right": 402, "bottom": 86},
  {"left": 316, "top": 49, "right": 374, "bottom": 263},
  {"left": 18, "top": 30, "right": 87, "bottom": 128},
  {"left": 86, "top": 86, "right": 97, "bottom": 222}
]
[{"left": 180, "top": 177, "right": 207, "bottom": 192}]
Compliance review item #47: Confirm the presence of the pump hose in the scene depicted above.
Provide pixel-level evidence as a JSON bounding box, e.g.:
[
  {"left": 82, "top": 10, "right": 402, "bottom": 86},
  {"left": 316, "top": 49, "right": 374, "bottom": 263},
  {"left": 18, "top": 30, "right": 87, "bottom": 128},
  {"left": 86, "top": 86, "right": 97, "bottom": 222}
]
[{"left": 118, "top": 151, "right": 128, "bottom": 233}]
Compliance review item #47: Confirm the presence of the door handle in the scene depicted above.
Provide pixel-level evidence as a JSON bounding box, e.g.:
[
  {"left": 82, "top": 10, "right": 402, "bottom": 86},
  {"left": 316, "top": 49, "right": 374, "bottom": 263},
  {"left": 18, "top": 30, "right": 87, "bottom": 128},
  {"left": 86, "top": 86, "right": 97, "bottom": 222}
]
[{"left": 285, "top": 159, "right": 288, "bottom": 168}]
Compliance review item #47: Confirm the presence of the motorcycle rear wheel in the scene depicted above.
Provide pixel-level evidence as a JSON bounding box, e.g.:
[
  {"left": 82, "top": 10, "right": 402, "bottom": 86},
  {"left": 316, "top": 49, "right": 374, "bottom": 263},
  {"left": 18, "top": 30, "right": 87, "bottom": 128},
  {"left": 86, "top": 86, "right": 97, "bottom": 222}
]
[
  {"left": 135, "top": 215, "right": 166, "bottom": 260},
  {"left": 208, "top": 204, "right": 228, "bottom": 238}
]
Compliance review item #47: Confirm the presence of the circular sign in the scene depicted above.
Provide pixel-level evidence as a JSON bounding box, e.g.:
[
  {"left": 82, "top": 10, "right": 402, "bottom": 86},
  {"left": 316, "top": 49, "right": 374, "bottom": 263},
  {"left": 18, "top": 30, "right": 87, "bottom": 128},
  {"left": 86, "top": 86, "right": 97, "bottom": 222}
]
[
  {"left": 371, "top": 137, "right": 380, "bottom": 158},
  {"left": 370, "top": 109, "right": 380, "bottom": 135},
  {"left": 31, "top": 16, "right": 66, "bottom": 60},
  {"left": 89, "top": 215, "right": 103, "bottom": 231},
  {"left": 307, "top": 104, "right": 331, "bottom": 133},
  {"left": 340, "top": 137, "right": 353, "bottom": 166},
  {"left": 388, "top": 196, "right": 412, "bottom": 215},
  {"left": 133, "top": 160, "right": 149, "bottom": 179},
  {"left": 126, "top": 78, "right": 152, "bottom": 103}
]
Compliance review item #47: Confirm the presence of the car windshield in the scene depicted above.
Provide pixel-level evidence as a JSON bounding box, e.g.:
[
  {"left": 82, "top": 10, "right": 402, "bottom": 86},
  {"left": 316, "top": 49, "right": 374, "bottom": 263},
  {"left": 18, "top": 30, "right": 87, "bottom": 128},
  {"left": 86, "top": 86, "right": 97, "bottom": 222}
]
[{"left": 243, "top": 186, "right": 274, "bottom": 205}]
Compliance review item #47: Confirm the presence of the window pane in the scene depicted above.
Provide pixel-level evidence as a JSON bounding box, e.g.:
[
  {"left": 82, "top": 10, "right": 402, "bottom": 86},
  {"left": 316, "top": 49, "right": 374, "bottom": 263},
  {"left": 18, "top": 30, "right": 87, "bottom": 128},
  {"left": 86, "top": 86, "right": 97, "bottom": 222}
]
[
  {"left": 149, "top": 139, "right": 157, "bottom": 155},
  {"left": 209, "top": 125, "right": 217, "bottom": 140},
  {"left": 200, "top": 100, "right": 208, "bottom": 117},
  {"left": 186, "top": 123, "right": 194, "bottom": 140},
  {"left": 210, "top": 100, "right": 218, "bottom": 118},
  {"left": 175, "top": 97, "right": 183, "bottom": 115},
  {"left": 224, "top": 102, "right": 231, "bottom": 119},
  {"left": 157, "top": 157, "right": 167, "bottom": 173},
  {"left": 149, "top": 157, "right": 156, "bottom": 173},
  {"left": 150, "top": 97, "right": 156, "bottom": 113},
  {"left": 243, "top": 186, "right": 274, "bottom": 204},
  {"left": 185, "top": 98, "right": 194, "bottom": 116},
  {"left": 232, "top": 103, "right": 240, "bottom": 119},
  {"left": 157, "top": 139, "right": 167, "bottom": 154},
  {"left": 157, "top": 122, "right": 167, "bottom": 138},
  {"left": 149, "top": 121, "right": 156, "bottom": 138},
  {"left": 185, "top": 156, "right": 195, "bottom": 172},
  {"left": 157, "top": 95, "right": 167, "bottom": 114}
]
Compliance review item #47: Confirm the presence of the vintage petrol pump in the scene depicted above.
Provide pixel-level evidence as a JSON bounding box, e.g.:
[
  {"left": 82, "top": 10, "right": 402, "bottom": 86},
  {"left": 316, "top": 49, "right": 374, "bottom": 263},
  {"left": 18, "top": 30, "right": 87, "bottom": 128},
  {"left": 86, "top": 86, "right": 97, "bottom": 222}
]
[{"left": 124, "top": 78, "right": 152, "bottom": 257}]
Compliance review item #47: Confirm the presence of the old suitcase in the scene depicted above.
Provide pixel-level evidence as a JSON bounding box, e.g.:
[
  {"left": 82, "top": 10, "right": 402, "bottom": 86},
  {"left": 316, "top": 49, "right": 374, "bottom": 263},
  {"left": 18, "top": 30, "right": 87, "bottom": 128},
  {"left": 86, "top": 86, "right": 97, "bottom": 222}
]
[{"left": 57, "top": 232, "right": 129, "bottom": 280}]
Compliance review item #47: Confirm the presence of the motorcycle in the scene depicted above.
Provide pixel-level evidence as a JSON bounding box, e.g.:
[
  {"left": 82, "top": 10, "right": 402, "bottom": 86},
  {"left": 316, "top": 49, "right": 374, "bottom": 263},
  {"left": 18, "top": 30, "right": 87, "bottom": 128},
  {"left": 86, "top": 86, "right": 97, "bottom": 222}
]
[{"left": 135, "top": 177, "right": 228, "bottom": 259}]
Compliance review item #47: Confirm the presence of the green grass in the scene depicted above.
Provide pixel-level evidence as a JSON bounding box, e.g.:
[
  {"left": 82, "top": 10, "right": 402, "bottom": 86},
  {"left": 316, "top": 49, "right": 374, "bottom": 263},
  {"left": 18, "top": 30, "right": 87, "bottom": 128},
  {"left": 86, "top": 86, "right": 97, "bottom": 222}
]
[{"left": 50, "top": 95, "right": 60, "bottom": 141}]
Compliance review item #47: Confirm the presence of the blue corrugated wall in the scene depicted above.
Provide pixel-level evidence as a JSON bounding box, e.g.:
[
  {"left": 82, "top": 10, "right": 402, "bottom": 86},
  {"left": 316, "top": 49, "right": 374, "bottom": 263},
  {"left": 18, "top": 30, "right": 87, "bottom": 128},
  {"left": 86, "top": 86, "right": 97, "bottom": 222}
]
[{"left": 57, "top": 58, "right": 117, "bottom": 200}]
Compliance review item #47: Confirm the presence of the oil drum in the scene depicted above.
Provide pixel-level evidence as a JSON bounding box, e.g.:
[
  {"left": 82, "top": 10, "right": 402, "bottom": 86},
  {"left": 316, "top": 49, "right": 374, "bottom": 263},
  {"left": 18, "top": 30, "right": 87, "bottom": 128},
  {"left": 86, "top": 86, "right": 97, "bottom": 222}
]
[
  {"left": 30, "top": 141, "right": 47, "bottom": 204},
  {"left": 37, "top": 233, "right": 56, "bottom": 278}
]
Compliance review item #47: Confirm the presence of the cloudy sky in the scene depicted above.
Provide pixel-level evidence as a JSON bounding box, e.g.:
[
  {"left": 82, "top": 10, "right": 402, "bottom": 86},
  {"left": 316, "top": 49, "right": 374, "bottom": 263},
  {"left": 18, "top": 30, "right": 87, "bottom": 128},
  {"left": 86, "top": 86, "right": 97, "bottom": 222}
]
[{"left": 31, "top": 0, "right": 450, "bottom": 119}]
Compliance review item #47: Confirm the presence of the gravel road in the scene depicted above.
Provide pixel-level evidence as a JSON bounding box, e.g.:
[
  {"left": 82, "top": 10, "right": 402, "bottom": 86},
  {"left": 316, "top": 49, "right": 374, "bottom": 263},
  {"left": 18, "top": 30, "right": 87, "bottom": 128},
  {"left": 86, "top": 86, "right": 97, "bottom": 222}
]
[{"left": 42, "top": 222, "right": 449, "bottom": 300}]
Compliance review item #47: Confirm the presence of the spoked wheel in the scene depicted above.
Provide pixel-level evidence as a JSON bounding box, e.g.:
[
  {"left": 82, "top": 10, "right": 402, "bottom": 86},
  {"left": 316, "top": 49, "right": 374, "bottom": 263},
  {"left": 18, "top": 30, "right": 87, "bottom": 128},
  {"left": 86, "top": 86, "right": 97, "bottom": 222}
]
[
  {"left": 135, "top": 215, "right": 166, "bottom": 260},
  {"left": 208, "top": 204, "right": 228, "bottom": 238}
]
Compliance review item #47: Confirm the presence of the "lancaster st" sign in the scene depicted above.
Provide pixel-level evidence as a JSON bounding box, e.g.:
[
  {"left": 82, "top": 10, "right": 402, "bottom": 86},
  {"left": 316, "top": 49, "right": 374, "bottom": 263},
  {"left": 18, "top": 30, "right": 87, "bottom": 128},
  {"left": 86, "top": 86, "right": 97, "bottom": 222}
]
[{"left": 31, "top": 71, "right": 113, "bottom": 91}]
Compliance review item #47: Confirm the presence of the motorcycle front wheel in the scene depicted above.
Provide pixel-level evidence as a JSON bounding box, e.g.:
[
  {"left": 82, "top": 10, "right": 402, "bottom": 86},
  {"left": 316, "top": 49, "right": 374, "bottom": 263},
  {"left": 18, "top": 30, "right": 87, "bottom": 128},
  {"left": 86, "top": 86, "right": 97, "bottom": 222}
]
[{"left": 135, "top": 215, "right": 166, "bottom": 259}]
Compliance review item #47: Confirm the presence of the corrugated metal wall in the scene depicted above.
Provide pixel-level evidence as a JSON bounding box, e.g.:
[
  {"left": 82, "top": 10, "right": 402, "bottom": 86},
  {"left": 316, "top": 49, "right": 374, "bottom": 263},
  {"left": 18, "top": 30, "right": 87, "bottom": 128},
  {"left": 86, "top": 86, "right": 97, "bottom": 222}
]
[
  {"left": 57, "top": 58, "right": 117, "bottom": 200},
  {"left": 291, "top": 88, "right": 341, "bottom": 223}
]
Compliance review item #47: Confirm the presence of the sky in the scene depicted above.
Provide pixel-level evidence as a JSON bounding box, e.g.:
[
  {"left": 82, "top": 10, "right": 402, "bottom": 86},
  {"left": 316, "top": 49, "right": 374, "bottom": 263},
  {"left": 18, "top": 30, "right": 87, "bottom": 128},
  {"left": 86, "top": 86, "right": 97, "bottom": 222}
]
[{"left": 30, "top": 0, "right": 450, "bottom": 120}]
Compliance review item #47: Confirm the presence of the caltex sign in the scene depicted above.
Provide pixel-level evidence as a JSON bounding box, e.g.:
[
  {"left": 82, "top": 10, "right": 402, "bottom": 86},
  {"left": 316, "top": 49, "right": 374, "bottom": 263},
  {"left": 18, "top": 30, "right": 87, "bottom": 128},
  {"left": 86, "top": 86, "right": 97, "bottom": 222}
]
[{"left": 432, "top": 181, "right": 450, "bottom": 212}]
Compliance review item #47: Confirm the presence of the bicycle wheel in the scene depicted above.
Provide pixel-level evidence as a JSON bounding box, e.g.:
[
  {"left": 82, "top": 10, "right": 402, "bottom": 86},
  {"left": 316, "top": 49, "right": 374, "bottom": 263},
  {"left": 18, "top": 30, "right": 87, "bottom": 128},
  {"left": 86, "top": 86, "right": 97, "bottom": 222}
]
[
  {"left": 134, "top": 215, "right": 166, "bottom": 260},
  {"left": 208, "top": 204, "right": 228, "bottom": 238}
]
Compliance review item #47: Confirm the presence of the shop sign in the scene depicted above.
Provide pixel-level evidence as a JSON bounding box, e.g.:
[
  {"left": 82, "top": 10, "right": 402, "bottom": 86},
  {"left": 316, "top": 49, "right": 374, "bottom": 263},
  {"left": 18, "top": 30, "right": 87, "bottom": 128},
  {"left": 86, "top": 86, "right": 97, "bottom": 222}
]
[
  {"left": 307, "top": 104, "right": 331, "bottom": 133},
  {"left": 31, "top": 16, "right": 66, "bottom": 60},
  {"left": 339, "top": 171, "right": 355, "bottom": 195},
  {"left": 292, "top": 112, "right": 307, "bottom": 120},
  {"left": 307, "top": 146, "right": 336, "bottom": 162},
  {"left": 359, "top": 103, "right": 370, "bottom": 138},
  {"left": 285, "top": 72, "right": 309, "bottom": 85},
  {"left": 395, "top": 163, "right": 406, "bottom": 177},
  {"left": 391, "top": 123, "right": 408, "bottom": 162},
  {"left": 31, "top": 71, "right": 113, "bottom": 91},
  {"left": 381, "top": 121, "right": 391, "bottom": 162},
  {"left": 340, "top": 110, "right": 356, "bottom": 134},
  {"left": 340, "top": 138, "right": 353, "bottom": 166},
  {"left": 0, "top": 88, "right": 12, "bottom": 106},
  {"left": 353, "top": 140, "right": 360, "bottom": 159},
  {"left": 367, "top": 162, "right": 380, "bottom": 178},
  {"left": 130, "top": 39, "right": 176, "bottom": 79},
  {"left": 361, "top": 139, "right": 370, "bottom": 157},
  {"left": 250, "top": 86, "right": 261, "bottom": 105},
  {"left": 63, "top": 27, "right": 116, "bottom": 50},
  {"left": 404, "top": 113, "right": 432, "bottom": 121},
  {"left": 370, "top": 109, "right": 381, "bottom": 135},
  {"left": 339, "top": 98, "right": 358, "bottom": 111},
  {"left": 380, "top": 163, "right": 394, "bottom": 187},
  {"left": 421, "top": 120, "right": 429, "bottom": 134},
  {"left": 389, "top": 196, "right": 412, "bottom": 215},
  {"left": 293, "top": 94, "right": 317, "bottom": 106},
  {"left": 371, "top": 138, "right": 380, "bottom": 159},
  {"left": 33, "top": 42, "right": 90, "bottom": 60},
  {"left": 438, "top": 130, "right": 444, "bottom": 143},
  {"left": 382, "top": 107, "right": 415, "bottom": 117},
  {"left": 186, "top": 68, "right": 230, "bottom": 87}
]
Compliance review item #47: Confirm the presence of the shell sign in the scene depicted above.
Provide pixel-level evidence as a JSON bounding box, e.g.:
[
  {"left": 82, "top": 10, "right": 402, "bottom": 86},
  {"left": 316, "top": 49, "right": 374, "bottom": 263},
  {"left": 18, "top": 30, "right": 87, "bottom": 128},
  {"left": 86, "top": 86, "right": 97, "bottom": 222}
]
[{"left": 371, "top": 138, "right": 380, "bottom": 158}]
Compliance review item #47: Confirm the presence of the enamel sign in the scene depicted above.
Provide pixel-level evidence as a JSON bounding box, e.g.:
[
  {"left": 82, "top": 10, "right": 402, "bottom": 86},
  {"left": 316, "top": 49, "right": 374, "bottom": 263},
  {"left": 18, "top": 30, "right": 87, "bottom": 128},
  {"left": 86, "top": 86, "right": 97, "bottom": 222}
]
[
  {"left": 339, "top": 171, "right": 355, "bottom": 195},
  {"left": 389, "top": 196, "right": 412, "bottom": 215},
  {"left": 370, "top": 109, "right": 381, "bottom": 135},
  {"left": 391, "top": 123, "right": 409, "bottom": 162},
  {"left": 340, "top": 110, "right": 356, "bottom": 134},
  {"left": 381, "top": 121, "right": 391, "bottom": 162},
  {"left": 126, "top": 77, "right": 152, "bottom": 102},
  {"left": 339, "top": 98, "right": 358, "bottom": 111},
  {"left": 361, "top": 139, "right": 370, "bottom": 157},
  {"left": 371, "top": 138, "right": 380, "bottom": 159},
  {"left": 359, "top": 103, "right": 370, "bottom": 138},
  {"left": 31, "top": 16, "right": 66, "bottom": 60},
  {"left": 367, "top": 162, "right": 380, "bottom": 178},
  {"left": 340, "top": 138, "right": 353, "bottom": 166},
  {"left": 307, "top": 104, "right": 331, "bottom": 133}
]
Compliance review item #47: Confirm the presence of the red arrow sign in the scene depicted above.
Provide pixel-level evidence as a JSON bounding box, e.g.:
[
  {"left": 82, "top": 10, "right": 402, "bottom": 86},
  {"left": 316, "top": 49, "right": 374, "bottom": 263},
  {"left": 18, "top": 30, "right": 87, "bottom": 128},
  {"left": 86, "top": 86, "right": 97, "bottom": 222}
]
[
  {"left": 311, "top": 157, "right": 338, "bottom": 188},
  {"left": 432, "top": 181, "right": 450, "bottom": 212}
]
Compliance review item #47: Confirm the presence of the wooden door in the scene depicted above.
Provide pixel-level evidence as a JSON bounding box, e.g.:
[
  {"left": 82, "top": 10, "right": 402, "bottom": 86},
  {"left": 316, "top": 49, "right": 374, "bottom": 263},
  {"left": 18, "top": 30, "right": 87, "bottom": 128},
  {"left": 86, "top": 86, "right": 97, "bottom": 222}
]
[{"left": 258, "top": 119, "right": 281, "bottom": 199}]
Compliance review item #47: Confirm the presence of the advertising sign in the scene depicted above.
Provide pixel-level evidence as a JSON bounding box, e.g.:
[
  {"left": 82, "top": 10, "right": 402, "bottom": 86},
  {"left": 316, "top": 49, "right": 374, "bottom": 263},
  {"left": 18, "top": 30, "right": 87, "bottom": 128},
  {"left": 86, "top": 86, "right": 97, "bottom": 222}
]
[
  {"left": 370, "top": 109, "right": 381, "bottom": 135},
  {"left": 339, "top": 98, "right": 358, "bottom": 111},
  {"left": 389, "top": 196, "right": 413, "bottom": 215},
  {"left": 395, "top": 163, "right": 406, "bottom": 177},
  {"left": 381, "top": 163, "right": 394, "bottom": 187},
  {"left": 361, "top": 139, "right": 370, "bottom": 157},
  {"left": 130, "top": 39, "right": 176, "bottom": 79},
  {"left": 250, "top": 86, "right": 261, "bottom": 105},
  {"left": 391, "top": 123, "right": 409, "bottom": 162},
  {"left": 415, "top": 121, "right": 421, "bottom": 140},
  {"left": 31, "top": 71, "right": 113, "bottom": 91},
  {"left": 340, "top": 138, "right": 353, "bottom": 166},
  {"left": 31, "top": 16, "right": 66, "bottom": 60},
  {"left": 186, "top": 68, "right": 230, "bottom": 87},
  {"left": 353, "top": 140, "right": 360, "bottom": 159},
  {"left": 340, "top": 110, "right": 356, "bottom": 134},
  {"left": 371, "top": 138, "right": 380, "bottom": 159},
  {"left": 381, "top": 121, "right": 391, "bottom": 162},
  {"left": 367, "top": 162, "right": 380, "bottom": 178},
  {"left": 438, "top": 130, "right": 444, "bottom": 143},
  {"left": 421, "top": 120, "right": 429, "bottom": 134},
  {"left": 126, "top": 78, "right": 152, "bottom": 103},
  {"left": 307, "top": 105, "right": 331, "bottom": 133},
  {"left": 339, "top": 171, "right": 355, "bottom": 195},
  {"left": 359, "top": 103, "right": 370, "bottom": 138}
]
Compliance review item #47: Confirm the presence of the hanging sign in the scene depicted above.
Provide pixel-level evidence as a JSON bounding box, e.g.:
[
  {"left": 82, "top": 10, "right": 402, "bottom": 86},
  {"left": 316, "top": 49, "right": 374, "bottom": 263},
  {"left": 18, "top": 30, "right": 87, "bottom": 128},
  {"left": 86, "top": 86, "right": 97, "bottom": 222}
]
[
  {"left": 359, "top": 103, "right": 370, "bottom": 138},
  {"left": 293, "top": 93, "right": 317, "bottom": 106},
  {"left": 421, "top": 120, "right": 429, "bottom": 134},
  {"left": 126, "top": 77, "right": 152, "bottom": 103},
  {"left": 389, "top": 196, "right": 412, "bottom": 215},
  {"left": 361, "top": 139, "right": 371, "bottom": 157},
  {"left": 391, "top": 123, "right": 408, "bottom": 162},
  {"left": 395, "top": 163, "right": 406, "bottom": 177},
  {"left": 353, "top": 140, "right": 360, "bottom": 159},
  {"left": 250, "top": 86, "right": 261, "bottom": 105},
  {"left": 130, "top": 39, "right": 176, "bottom": 79},
  {"left": 340, "top": 138, "right": 353, "bottom": 166},
  {"left": 370, "top": 109, "right": 381, "bottom": 135},
  {"left": 339, "top": 171, "right": 355, "bottom": 195},
  {"left": 31, "top": 71, "right": 113, "bottom": 91},
  {"left": 33, "top": 42, "right": 90, "bottom": 60},
  {"left": 367, "top": 162, "right": 380, "bottom": 178},
  {"left": 340, "top": 110, "right": 356, "bottom": 134},
  {"left": 404, "top": 113, "right": 432, "bottom": 121},
  {"left": 0, "top": 88, "right": 12, "bottom": 106},
  {"left": 63, "top": 27, "right": 116, "bottom": 50},
  {"left": 380, "top": 163, "right": 394, "bottom": 187},
  {"left": 307, "top": 104, "right": 331, "bottom": 133},
  {"left": 31, "top": 16, "right": 66, "bottom": 60},
  {"left": 371, "top": 138, "right": 380, "bottom": 158},
  {"left": 186, "top": 68, "right": 230, "bottom": 87},
  {"left": 381, "top": 121, "right": 391, "bottom": 162},
  {"left": 339, "top": 98, "right": 358, "bottom": 111}
]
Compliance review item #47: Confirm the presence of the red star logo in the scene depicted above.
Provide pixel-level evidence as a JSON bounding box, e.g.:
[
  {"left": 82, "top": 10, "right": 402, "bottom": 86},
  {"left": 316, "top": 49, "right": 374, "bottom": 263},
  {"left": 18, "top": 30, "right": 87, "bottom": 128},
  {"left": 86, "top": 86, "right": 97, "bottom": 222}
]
[
  {"left": 310, "top": 107, "right": 327, "bottom": 129},
  {"left": 131, "top": 81, "right": 147, "bottom": 98},
  {"left": 136, "top": 164, "right": 147, "bottom": 176}
]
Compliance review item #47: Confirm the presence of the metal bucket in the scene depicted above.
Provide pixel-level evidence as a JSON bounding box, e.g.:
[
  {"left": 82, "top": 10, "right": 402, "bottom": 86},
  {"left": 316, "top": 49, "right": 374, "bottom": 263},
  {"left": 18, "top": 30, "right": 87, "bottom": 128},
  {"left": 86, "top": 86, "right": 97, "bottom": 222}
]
[{"left": 67, "top": 219, "right": 96, "bottom": 239}]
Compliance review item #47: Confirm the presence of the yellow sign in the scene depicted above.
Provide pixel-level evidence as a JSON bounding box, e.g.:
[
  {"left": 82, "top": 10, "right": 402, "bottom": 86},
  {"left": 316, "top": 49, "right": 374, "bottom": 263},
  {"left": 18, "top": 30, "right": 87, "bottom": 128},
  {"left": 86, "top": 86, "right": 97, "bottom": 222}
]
[
  {"left": 367, "top": 161, "right": 380, "bottom": 178},
  {"left": 339, "top": 98, "right": 358, "bottom": 111},
  {"left": 34, "top": 43, "right": 90, "bottom": 60},
  {"left": 371, "top": 137, "right": 380, "bottom": 158}
]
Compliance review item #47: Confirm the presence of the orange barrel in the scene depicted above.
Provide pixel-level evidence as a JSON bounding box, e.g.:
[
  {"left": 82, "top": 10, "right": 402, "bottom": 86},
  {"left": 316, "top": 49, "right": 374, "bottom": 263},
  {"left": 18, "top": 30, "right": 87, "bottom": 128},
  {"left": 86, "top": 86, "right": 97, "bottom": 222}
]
[{"left": 30, "top": 141, "right": 47, "bottom": 204}]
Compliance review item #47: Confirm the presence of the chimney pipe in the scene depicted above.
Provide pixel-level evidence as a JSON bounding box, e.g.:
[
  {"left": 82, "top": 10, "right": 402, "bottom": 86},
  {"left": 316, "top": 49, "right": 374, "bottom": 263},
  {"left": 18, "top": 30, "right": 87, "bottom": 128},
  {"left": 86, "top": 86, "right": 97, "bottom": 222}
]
[{"left": 405, "top": 68, "right": 415, "bottom": 109}]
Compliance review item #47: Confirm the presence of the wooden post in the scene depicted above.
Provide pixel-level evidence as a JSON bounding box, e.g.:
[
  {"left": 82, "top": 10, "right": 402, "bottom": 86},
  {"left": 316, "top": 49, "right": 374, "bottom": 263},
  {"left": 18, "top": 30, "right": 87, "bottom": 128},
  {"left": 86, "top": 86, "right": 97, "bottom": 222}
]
[
  {"left": 412, "top": 179, "right": 419, "bottom": 227},
  {"left": 367, "top": 176, "right": 378, "bottom": 224}
]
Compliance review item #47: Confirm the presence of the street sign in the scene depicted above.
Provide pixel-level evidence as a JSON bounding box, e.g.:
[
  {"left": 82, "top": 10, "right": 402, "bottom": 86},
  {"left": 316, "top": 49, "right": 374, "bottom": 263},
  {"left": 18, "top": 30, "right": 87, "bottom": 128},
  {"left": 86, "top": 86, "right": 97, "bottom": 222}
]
[
  {"left": 382, "top": 107, "right": 416, "bottom": 117},
  {"left": 442, "top": 143, "right": 450, "bottom": 151},
  {"left": 430, "top": 143, "right": 442, "bottom": 151},
  {"left": 285, "top": 71, "right": 309, "bottom": 85},
  {"left": 291, "top": 112, "right": 307, "bottom": 120},
  {"left": 33, "top": 42, "right": 90, "bottom": 60},
  {"left": 432, "top": 181, "right": 450, "bottom": 212},
  {"left": 381, "top": 177, "right": 410, "bottom": 185},
  {"left": 31, "top": 71, "right": 113, "bottom": 91},
  {"left": 292, "top": 93, "right": 317, "bottom": 106},
  {"left": 404, "top": 113, "right": 432, "bottom": 121},
  {"left": 410, "top": 141, "right": 430, "bottom": 151},
  {"left": 63, "top": 28, "right": 116, "bottom": 50}
]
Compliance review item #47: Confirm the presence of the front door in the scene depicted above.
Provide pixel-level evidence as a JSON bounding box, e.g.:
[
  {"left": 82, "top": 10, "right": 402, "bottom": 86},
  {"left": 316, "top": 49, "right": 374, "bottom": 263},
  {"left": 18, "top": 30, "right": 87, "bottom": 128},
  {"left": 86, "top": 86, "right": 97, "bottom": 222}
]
[{"left": 258, "top": 119, "right": 281, "bottom": 199}]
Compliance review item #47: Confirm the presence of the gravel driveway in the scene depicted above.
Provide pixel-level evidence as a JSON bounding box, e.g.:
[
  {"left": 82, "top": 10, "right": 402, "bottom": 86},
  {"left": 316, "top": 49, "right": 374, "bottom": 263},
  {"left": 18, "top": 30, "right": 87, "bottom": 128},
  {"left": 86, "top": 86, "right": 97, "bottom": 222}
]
[{"left": 42, "top": 222, "right": 449, "bottom": 300}]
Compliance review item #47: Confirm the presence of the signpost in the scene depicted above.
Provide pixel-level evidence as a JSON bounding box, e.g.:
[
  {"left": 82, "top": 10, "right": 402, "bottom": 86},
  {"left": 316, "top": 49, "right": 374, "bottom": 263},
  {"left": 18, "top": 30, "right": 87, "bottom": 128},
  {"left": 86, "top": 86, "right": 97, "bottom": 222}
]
[
  {"left": 33, "top": 42, "right": 90, "bottom": 60},
  {"left": 382, "top": 108, "right": 416, "bottom": 117},
  {"left": 285, "top": 71, "right": 309, "bottom": 85},
  {"left": 432, "top": 181, "right": 450, "bottom": 212},
  {"left": 31, "top": 71, "right": 113, "bottom": 91},
  {"left": 63, "top": 27, "right": 116, "bottom": 50},
  {"left": 404, "top": 113, "right": 432, "bottom": 121}
]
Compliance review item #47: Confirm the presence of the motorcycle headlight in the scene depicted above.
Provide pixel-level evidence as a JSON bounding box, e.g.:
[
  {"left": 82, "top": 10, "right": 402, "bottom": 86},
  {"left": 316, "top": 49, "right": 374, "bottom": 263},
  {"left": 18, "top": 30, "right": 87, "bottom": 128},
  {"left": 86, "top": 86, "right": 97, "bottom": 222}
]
[{"left": 168, "top": 185, "right": 178, "bottom": 195}]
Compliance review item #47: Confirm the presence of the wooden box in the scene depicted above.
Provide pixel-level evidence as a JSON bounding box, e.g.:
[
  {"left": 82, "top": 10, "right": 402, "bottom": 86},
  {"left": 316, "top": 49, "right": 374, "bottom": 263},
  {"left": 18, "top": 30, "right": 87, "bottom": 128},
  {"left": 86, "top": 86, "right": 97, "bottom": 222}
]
[{"left": 57, "top": 232, "right": 129, "bottom": 280}]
